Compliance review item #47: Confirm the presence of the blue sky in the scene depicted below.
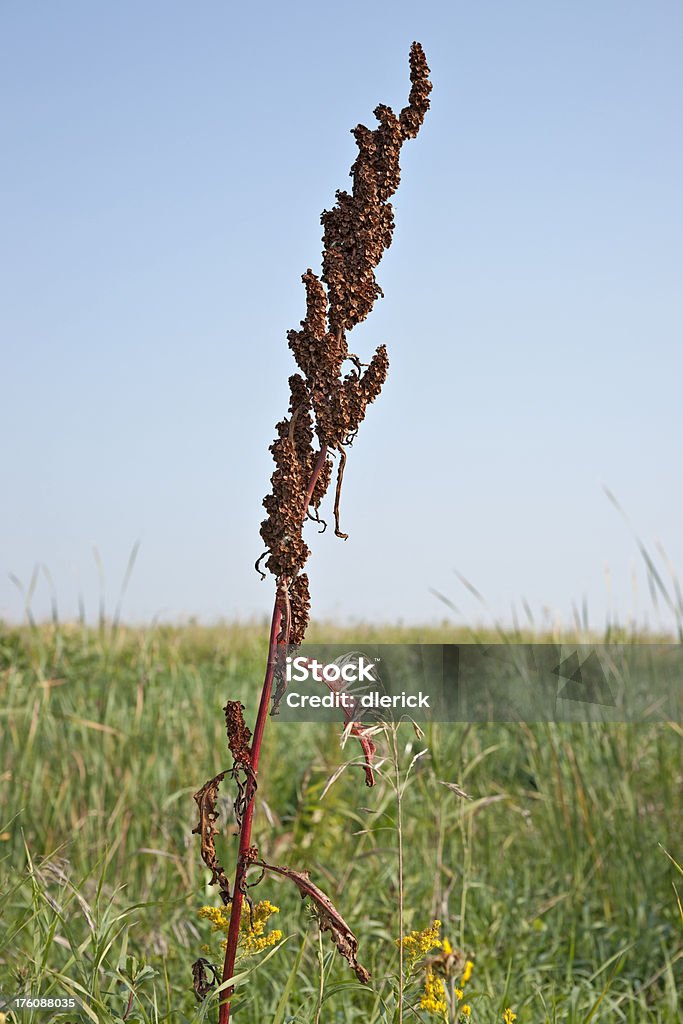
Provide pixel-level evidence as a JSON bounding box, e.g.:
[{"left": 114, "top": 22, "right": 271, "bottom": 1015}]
[{"left": 2, "top": 2, "right": 682, "bottom": 630}]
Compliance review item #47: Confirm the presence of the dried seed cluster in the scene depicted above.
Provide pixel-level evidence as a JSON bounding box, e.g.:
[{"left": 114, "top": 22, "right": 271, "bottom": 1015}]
[
  {"left": 259, "top": 42, "right": 431, "bottom": 642},
  {"left": 224, "top": 700, "right": 252, "bottom": 769}
]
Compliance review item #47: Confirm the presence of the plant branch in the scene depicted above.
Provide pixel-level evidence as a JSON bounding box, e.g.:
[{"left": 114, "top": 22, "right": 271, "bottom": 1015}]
[{"left": 218, "top": 448, "right": 328, "bottom": 1024}]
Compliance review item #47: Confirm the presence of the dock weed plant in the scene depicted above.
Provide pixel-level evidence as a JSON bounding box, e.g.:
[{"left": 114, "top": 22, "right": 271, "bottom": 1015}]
[{"left": 190, "top": 42, "right": 431, "bottom": 1023}]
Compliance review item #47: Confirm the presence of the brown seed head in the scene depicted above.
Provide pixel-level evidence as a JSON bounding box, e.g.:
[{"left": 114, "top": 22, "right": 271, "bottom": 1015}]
[{"left": 259, "top": 43, "right": 430, "bottom": 639}]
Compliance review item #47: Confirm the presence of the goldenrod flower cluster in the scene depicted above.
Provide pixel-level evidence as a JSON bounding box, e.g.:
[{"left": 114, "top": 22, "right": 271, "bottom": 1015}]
[
  {"left": 198, "top": 900, "right": 282, "bottom": 957},
  {"left": 397, "top": 919, "right": 442, "bottom": 972},
  {"left": 198, "top": 904, "right": 230, "bottom": 932},
  {"left": 397, "top": 922, "right": 479, "bottom": 1022},
  {"left": 502, "top": 1010, "right": 517, "bottom": 1023},
  {"left": 239, "top": 900, "right": 282, "bottom": 955},
  {"left": 420, "top": 966, "right": 448, "bottom": 1018}
]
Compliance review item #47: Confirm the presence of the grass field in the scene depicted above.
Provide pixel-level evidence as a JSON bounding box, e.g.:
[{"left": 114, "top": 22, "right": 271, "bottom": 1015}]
[{"left": 1, "top": 620, "right": 681, "bottom": 1023}]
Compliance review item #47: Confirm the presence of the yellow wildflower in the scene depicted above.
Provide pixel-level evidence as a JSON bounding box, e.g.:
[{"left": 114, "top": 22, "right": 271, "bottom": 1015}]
[
  {"left": 442, "top": 937, "right": 453, "bottom": 955},
  {"left": 398, "top": 920, "right": 442, "bottom": 971},
  {"left": 420, "top": 966, "right": 448, "bottom": 1017},
  {"left": 455, "top": 988, "right": 464, "bottom": 1000},
  {"left": 462, "top": 959, "right": 474, "bottom": 984},
  {"left": 239, "top": 900, "right": 282, "bottom": 955},
  {"left": 503, "top": 1010, "right": 517, "bottom": 1024},
  {"left": 198, "top": 905, "right": 230, "bottom": 932},
  {"left": 461, "top": 1008, "right": 471, "bottom": 1019},
  {"left": 199, "top": 900, "right": 282, "bottom": 957}
]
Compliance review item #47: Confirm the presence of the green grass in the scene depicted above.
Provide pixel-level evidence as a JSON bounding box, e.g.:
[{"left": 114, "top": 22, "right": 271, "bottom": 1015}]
[{"left": 0, "top": 621, "right": 681, "bottom": 1022}]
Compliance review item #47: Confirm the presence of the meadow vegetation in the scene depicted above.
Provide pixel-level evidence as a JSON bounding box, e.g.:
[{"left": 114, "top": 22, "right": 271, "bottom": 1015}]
[{"left": 1, "top": 620, "right": 681, "bottom": 1022}]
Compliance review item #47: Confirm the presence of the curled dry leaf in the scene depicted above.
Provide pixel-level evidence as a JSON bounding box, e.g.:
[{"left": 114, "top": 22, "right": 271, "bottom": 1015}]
[
  {"left": 191, "top": 957, "right": 218, "bottom": 1002},
  {"left": 348, "top": 721, "right": 377, "bottom": 787},
  {"left": 308, "top": 653, "right": 379, "bottom": 786},
  {"left": 255, "top": 860, "right": 370, "bottom": 984},
  {"left": 192, "top": 772, "right": 232, "bottom": 901}
]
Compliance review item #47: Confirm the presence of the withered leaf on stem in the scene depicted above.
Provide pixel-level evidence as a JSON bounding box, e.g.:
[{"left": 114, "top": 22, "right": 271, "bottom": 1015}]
[
  {"left": 192, "top": 773, "right": 232, "bottom": 901},
  {"left": 348, "top": 721, "right": 378, "bottom": 788},
  {"left": 255, "top": 860, "right": 371, "bottom": 984},
  {"left": 191, "top": 957, "right": 218, "bottom": 1002}
]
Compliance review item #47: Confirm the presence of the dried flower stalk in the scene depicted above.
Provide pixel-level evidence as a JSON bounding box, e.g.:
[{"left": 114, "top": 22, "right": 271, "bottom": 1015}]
[{"left": 193, "top": 42, "right": 431, "bottom": 1023}]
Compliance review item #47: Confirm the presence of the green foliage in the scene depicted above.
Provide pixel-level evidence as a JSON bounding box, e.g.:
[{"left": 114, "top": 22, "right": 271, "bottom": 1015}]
[{"left": 0, "top": 622, "right": 681, "bottom": 1022}]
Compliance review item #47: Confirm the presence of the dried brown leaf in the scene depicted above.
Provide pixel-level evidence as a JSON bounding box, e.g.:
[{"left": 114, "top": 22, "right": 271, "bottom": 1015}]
[
  {"left": 256, "top": 860, "right": 370, "bottom": 983},
  {"left": 192, "top": 773, "right": 232, "bottom": 900},
  {"left": 191, "top": 957, "right": 219, "bottom": 1001}
]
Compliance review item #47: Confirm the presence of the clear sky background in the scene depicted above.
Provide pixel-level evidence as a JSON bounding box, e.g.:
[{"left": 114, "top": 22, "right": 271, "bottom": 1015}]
[{"left": 2, "top": 2, "right": 682, "bottom": 631}]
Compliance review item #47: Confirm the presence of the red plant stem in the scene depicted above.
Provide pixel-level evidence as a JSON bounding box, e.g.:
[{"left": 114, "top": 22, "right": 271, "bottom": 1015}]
[
  {"left": 218, "top": 445, "right": 328, "bottom": 1024},
  {"left": 122, "top": 987, "right": 134, "bottom": 1021}
]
